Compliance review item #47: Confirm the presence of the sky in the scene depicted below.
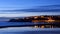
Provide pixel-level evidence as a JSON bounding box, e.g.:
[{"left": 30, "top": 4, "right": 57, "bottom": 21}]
[
  {"left": 0, "top": 0, "right": 60, "bottom": 17},
  {"left": 0, "top": 0, "right": 60, "bottom": 10}
]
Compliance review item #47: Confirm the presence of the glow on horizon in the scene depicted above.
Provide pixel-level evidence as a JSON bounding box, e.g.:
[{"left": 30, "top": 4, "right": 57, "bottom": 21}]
[{"left": 0, "top": 12, "right": 60, "bottom": 17}]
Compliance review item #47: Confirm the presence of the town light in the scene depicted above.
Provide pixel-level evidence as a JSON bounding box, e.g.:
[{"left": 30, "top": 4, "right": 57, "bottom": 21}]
[
  {"left": 34, "top": 16, "right": 38, "bottom": 19},
  {"left": 41, "top": 16, "right": 44, "bottom": 18}
]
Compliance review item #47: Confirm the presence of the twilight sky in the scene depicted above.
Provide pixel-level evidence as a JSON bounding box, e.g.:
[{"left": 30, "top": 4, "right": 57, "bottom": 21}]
[{"left": 0, "top": 0, "right": 60, "bottom": 17}]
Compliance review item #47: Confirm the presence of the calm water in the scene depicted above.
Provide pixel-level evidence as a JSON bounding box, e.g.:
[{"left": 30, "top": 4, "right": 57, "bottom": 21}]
[
  {"left": 0, "top": 22, "right": 41, "bottom": 26},
  {"left": 0, "top": 22, "right": 59, "bottom": 28},
  {"left": 0, "top": 22, "right": 60, "bottom": 34},
  {"left": 0, "top": 22, "right": 46, "bottom": 25},
  {"left": 0, "top": 27, "right": 60, "bottom": 34}
]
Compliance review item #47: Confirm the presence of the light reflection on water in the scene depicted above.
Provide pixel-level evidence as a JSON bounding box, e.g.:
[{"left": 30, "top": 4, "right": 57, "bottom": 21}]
[
  {"left": 33, "top": 25, "right": 54, "bottom": 28},
  {"left": 0, "top": 22, "right": 59, "bottom": 34},
  {"left": 0, "top": 22, "right": 60, "bottom": 28}
]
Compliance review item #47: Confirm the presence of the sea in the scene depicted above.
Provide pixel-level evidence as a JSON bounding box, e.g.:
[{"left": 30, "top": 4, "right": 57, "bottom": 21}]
[
  {"left": 0, "top": 22, "right": 60, "bottom": 34},
  {"left": 0, "top": 22, "right": 47, "bottom": 27}
]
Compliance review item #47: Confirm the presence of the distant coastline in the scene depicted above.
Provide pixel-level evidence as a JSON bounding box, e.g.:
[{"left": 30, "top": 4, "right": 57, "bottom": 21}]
[{"left": 8, "top": 15, "right": 60, "bottom": 23}]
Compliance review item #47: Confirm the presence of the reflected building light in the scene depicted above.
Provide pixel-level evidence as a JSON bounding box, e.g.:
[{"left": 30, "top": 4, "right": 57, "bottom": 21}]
[
  {"left": 51, "top": 25, "right": 53, "bottom": 28},
  {"left": 50, "top": 25, "right": 54, "bottom": 28},
  {"left": 34, "top": 26, "right": 38, "bottom": 28},
  {"left": 41, "top": 25, "right": 44, "bottom": 28}
]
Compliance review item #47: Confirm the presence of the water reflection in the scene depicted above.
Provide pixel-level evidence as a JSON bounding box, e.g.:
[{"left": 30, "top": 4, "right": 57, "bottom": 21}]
[
  {"left": 0, "top": 22, "right": 60, "bottom": 28},
  {"left": 34, "top": 22, "right": 60, "bottom": 28},
  {"left": 32, "top": 23, "right": 60, "bottom": 28},
  {"left": 33, "top": 25, "right": 55, "bottom": 28}
]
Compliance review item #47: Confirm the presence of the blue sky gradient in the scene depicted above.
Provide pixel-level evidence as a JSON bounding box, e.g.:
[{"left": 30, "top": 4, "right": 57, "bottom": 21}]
[
  {"left": 0, "top": 0, "right": 60, "bottom": 17},
  {"left": 0, "top": 0, "right": 60, "bottom": 10}
]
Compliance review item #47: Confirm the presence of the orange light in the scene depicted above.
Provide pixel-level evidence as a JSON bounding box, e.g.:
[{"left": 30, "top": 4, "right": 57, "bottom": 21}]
[
  {"left": 41, "top": 16, "right": 44, "bottom": 18},
  {"left": 41, "top": 25, "right": 44, "bottom": 28},
  {"left": 34, "top": 16, "right": 38, "bottom": 19}
]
